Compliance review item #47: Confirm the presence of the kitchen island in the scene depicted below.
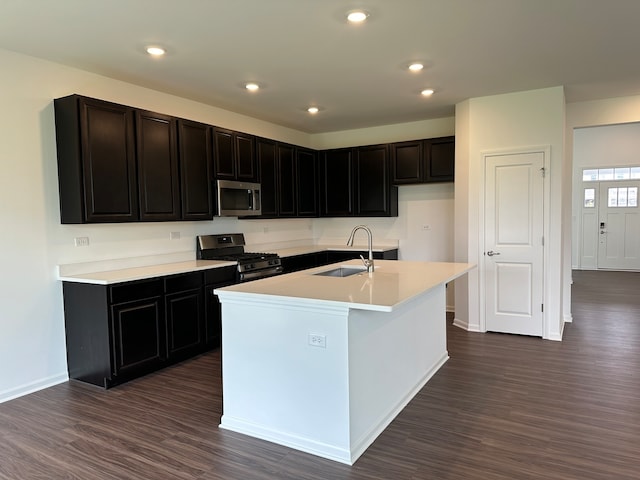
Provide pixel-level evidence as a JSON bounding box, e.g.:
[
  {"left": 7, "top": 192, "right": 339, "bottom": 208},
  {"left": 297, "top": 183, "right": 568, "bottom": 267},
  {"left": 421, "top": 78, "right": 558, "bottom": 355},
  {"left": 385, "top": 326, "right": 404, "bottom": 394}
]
[{"left": 215, "top": 259, "right": 474, "bottom": 464}]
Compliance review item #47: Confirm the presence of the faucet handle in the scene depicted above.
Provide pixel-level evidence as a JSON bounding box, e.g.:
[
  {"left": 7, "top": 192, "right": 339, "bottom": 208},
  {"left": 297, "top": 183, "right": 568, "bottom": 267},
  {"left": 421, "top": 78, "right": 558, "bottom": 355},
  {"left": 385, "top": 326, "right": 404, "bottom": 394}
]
[{"left": 359, "top": 255, "right": 375, "bottom": 273}]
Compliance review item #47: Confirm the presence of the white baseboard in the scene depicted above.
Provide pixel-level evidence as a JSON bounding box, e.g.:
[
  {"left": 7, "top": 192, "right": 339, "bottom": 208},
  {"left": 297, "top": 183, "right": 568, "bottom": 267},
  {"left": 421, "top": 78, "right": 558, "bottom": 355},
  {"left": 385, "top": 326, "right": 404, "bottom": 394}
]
[
  {"left": 453, "top": 317, "right": 483, "bottom": 332},
  {"left": 0, "top": 372, "right": 68, "bottom": 404}
]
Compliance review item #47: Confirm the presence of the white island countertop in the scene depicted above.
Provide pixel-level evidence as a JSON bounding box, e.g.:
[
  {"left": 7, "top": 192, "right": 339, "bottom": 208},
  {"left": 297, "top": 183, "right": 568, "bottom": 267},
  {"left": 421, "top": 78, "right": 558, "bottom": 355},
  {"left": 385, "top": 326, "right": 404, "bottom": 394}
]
[{"left": 216, "top": 259, "right": 475, "bottom": 312}]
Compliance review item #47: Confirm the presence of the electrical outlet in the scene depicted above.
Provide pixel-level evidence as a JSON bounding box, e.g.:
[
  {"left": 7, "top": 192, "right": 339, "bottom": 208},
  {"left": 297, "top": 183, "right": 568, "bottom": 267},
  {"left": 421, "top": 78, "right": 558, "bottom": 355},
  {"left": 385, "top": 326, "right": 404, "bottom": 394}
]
[
  {"left": 74, "top": 236, "right": 90, "bottom": 247},
  {"left": 170, "top": 231, "right": 181, "bottom": 240},
  {"left": 308, "top": 333, "right": 326, "bottom": 348}
]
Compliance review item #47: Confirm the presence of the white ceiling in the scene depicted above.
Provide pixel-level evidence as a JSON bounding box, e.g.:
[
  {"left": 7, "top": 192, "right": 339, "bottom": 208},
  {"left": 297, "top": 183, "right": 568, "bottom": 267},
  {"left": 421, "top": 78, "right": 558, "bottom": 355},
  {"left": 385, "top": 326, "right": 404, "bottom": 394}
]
[{"left": 3, "top": 0, "right": 640, "bottom": 133}]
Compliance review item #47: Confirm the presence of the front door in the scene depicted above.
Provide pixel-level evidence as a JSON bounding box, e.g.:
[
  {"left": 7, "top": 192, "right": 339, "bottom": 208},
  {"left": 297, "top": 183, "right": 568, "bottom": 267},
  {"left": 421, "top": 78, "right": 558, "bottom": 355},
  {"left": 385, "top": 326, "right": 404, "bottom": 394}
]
[
  {"left": 597, "top": 180, "right": 640, "bottom": 270},
  {"left": 484, "top": 152, "right": 545, "bottom": 337}
]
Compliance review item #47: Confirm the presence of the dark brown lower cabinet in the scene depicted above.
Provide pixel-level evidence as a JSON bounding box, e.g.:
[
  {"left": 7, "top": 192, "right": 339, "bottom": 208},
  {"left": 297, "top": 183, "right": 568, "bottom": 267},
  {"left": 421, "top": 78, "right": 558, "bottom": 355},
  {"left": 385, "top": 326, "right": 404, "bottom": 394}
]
[
  {"left": 204, "top": 266, "right": 237, "bottom": 348},
  {"left": 165, "top": 272, "right": 204, "bottom": 361},
  {"left": 111, "top": 295, "right": 165, "bottom": 378},
  {"left": 281, "top": 249, "right": 398, "bottom": 273},
  {"left": 281, "top": 252, "right": 329, "bottom": 273},
  {"left": 63, "top": 268, "right": 233, "bottom": 389},
  {"left": 326, "top": 249, "right": 398, "bottom": 263}
]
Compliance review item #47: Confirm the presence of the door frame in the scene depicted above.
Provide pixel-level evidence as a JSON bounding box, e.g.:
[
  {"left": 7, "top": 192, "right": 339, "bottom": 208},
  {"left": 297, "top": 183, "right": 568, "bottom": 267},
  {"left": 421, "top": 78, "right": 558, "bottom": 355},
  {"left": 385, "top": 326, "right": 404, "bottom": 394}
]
[{"left": 478, "top": 145, "right": 551, "bottom": 337}]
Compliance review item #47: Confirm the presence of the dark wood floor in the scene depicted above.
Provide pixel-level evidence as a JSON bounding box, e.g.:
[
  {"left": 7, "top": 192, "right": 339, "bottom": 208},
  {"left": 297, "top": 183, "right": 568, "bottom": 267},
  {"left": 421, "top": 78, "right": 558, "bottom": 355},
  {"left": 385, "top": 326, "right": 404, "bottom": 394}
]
[{"left": 1, "top": 270, "right": 639, "bottom": 479}]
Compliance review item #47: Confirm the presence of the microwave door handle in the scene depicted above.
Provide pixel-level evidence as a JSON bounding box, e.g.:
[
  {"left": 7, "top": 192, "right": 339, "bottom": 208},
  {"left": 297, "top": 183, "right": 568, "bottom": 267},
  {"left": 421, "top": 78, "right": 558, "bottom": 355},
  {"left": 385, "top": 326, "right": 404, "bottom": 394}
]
[{"left": 248, "top": 189, "right": 253, "bottom": 209}]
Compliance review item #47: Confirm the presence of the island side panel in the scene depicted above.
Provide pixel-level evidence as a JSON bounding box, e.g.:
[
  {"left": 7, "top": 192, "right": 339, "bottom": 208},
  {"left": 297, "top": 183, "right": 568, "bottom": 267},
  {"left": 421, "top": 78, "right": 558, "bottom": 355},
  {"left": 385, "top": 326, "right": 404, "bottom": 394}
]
[
  {"left": 347, "top": 284, "right": 448, "bottom": 458},
  {"left": 218, "top": 296, "right": 353, "bottom": 463}
]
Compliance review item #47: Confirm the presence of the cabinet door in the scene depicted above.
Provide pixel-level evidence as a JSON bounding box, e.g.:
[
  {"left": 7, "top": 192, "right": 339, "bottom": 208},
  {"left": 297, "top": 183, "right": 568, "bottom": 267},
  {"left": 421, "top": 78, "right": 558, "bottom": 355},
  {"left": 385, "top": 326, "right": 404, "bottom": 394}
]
[
  {"left": 281, "top": 253, "right": 323, "bottom": 273},
  {"left": 355, "top": 144, "right": 396, "bottom": 216},
  {"left": 79, "top": 97, "right": 138, "bottom": 222},
  {"left": 204, "top": 266, "right": 237, "bottom": 348},
  {"left": 213, "top": 127, "right": 236, "bottom": 179},
  {"left": 236, "top": 133, "right": 257, "bottom": 182},
  {"left": 257, "top": 138, "right": 278, "bottom": 217},
  {"left": 205, "top": 285, "right": 224, "bottom": 348},
  {"left": 111, "top": 296, "right": 165, "bottom": 377},
  {"left": 326, "top": 249, "right": 398, "bottom": 263},
  {"left": 136, "top": 110, "right": 180, "bottom": 221},
  {"left": 321, "top": 148, "right": 353, "bottom": 216},
  {"left": 278, "top": 144, "right": 297, "bottom": 217},
  {"left": 296, "top": 148, "right": 318, "bottom": 217},
  {"left": 165, "top": 272, "right": 205, "bottom": 359},
  {"left": 178, "top": 120, "right": 213, "bottom": 220},
  {"left": 165, "top": 289, "right": 204, "bottom": 360},
  {"left": 425, "top": 136, "right": 455, "bottom": 182},
  {"left": 391, "top": 140, "right": 423, "bottom": 184}
]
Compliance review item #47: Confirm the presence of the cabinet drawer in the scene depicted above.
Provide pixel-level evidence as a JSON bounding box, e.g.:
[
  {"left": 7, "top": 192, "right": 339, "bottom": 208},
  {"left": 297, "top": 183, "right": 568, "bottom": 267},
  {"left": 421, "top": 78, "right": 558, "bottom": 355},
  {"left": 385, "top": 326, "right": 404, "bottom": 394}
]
[
  {"left": 165, "top": 271, "right": 203, "bottom": 294},
  {"left": 204, "top": 266, "right": 237, "bottom": 285},
  {"left": 110, "top": 279, "right": 163, "bottom": 304}
]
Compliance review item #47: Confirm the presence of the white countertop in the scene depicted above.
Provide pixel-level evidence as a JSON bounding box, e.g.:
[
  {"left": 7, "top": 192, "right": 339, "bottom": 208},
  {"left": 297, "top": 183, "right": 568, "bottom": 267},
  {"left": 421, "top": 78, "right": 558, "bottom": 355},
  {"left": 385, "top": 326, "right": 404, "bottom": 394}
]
[
  {"left": 215, "top": 259, "right": 475, "bottom": 312},
  {"left": 57, "top": 244, "right": 399, "bottom": 285},
  {"left": 58, "top": 260, "right": 236, "bottom": 285}
]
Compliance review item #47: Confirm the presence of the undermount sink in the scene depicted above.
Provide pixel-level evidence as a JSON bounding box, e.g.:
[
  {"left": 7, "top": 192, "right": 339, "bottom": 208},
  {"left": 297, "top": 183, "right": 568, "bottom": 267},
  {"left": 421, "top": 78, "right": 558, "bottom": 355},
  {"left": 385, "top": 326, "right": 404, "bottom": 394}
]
[{"left": 313, "top": 266, "right": 367, "bottom": 278}]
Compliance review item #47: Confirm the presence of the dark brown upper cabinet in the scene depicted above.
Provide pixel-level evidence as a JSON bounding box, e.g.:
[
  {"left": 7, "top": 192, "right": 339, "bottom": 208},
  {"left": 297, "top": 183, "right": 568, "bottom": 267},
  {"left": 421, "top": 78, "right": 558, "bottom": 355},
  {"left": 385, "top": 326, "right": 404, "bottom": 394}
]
[
  {"left": 425, "top": 136, "right": 455, "bottom": 182},
  {"left": 320, "top": 148, "right": 354, "bottom": 216},
  {"left": 277, "top": 144, "right": 297, "bottom": 217},
  {"left": 255, "top": 140, "right": 317, "bottom": 218},
  {"left": 320, "top": 146, "right": 397, "bottom": 218},
  {"left": 256, "top": 138, "right": 278, "bottom": 217},
  {"left": 296, "top": 147, "right": 319, "bottom": 217},
  {"left": 55, "top": 95, "right": 138, "bottom": 223},
  {"left": 136, "top": 110, "right": 180, "bottom": 221},
  {"left": 391, "top": 136, "right": 455, "bottom": 184},
  {"left": 54, "top": 95, "right": 214, "bottom": 224},
  {"left": 178, "top": 119, "right": 214, "bottom": 220},
  {"left": 212, "top": 127, "right": 257, "bottom": 182},
  {"left": 391, "top": 140, "right": 424, "bottom": 185},
  {"left": 355, "top": 144, "right": 397, "bottom": 217}
]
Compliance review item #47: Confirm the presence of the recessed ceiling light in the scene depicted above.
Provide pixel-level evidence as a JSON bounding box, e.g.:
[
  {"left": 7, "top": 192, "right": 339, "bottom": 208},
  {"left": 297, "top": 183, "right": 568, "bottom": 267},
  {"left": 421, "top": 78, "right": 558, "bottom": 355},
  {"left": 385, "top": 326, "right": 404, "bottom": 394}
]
[
  {"left": 346, "top": 10, "right": 369, "bottom": 23},
  {"left": 421, "top": 89, "right": 435, "bottom": 97},
  {"left": 245, "top": 82, "right": 260, "bottom": 92},
  {"left": 408, "top": 63, "right": 424, "bottom": 72},
  {"left": 146, "top": 46, "right": 166, "bottom": 57},
  {"left": 307, "top": 107, "right": 320, "bottom": 114}
]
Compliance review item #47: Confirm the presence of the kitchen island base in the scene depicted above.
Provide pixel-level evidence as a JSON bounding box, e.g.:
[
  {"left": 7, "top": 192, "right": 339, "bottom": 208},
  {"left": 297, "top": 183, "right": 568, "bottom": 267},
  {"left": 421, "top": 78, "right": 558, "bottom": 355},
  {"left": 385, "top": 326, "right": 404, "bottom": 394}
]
[{"left": 218, "top": 280, "right": 449, "bottom": 465}]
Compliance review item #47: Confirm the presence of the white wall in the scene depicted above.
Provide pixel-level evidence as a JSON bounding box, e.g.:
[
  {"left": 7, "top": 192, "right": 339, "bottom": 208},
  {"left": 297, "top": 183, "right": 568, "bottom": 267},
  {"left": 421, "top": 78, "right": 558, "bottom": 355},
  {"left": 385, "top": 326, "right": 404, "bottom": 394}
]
[
  {"left": 454, "top": 87, "right": 567, "bottom": 340},
  {"left": 311, "top": 117, "right": 455, "bottom": 150},
  {"left": 0, "top": 47, "right": 322, "bottom": 402},
  {"left": 571, "top": 122, "right": 640, "bottom": 268},
  {"left": 0, "top": 48, "right": 456, "bottom": 402}
]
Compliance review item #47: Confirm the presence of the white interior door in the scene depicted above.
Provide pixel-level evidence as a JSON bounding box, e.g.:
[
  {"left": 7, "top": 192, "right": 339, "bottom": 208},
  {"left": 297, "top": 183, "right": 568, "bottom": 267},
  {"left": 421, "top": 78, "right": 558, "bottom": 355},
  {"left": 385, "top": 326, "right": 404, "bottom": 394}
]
[
  {"left": 484, "top": 152, "right": 544, "bottom": 337},
  {"left": 597, "top": 180, "right": 640, "bottom": 270}
]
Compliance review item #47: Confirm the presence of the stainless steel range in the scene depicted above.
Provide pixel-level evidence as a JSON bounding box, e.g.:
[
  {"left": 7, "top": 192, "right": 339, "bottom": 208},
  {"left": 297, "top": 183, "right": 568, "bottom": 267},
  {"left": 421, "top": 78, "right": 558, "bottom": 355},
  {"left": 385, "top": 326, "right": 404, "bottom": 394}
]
[{"left": 196, "top": 233, "right": 282, "bottom": 282}]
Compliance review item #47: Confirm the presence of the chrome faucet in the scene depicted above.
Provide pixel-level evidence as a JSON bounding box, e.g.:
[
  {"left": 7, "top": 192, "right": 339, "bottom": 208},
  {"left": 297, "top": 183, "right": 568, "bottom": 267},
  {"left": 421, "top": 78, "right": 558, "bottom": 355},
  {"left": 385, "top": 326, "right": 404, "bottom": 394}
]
[{"left": 347, "top": 225, "right": 374, "bottom": 273}]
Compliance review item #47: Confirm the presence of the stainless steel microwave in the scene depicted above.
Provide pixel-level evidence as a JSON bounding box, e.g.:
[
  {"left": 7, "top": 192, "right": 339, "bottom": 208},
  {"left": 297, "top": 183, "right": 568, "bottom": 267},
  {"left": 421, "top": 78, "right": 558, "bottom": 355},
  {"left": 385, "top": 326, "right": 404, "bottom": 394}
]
[{"left": 216, "top": 180, "right": 262, "bottom": 217}]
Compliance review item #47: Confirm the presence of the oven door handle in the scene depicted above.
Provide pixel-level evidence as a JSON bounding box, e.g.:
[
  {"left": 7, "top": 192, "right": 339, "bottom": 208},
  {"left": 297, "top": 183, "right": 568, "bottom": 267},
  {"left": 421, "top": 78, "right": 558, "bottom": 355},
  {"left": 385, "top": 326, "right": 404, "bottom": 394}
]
[{"left": 239, "top": 266, "right": 283, "bottom": 282}]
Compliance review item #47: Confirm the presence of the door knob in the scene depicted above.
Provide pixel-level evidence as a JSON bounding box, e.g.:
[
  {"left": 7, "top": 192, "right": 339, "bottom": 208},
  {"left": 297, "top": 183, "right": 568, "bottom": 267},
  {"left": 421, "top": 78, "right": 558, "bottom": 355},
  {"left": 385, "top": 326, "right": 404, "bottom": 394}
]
[{"left": 486, "top": 250, "right": 501, "bottom": 257}]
